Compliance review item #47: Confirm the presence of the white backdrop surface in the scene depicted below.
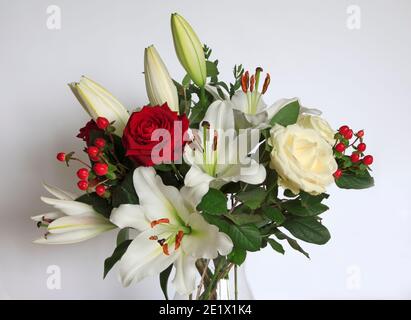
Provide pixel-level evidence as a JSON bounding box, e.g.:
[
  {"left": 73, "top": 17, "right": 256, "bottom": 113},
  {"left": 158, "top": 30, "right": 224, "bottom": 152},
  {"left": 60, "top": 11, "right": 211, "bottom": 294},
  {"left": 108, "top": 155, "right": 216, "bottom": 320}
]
[{"left": 0, "top": 0, "right": 410, "bottom": 299}]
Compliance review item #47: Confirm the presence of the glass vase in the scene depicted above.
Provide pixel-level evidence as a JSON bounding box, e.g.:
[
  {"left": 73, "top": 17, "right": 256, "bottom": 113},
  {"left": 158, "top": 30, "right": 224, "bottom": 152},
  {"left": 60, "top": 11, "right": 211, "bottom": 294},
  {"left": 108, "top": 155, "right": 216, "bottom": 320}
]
[{"left": 174, "top": 259, "right": 253, "bottom": 300}]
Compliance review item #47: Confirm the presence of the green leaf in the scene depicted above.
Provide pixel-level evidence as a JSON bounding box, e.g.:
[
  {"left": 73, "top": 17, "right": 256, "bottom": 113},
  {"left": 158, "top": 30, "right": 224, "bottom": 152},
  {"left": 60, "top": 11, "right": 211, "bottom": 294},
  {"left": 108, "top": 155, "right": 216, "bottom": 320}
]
[
  {"left": 103, "top": 240, "right": 132, "bottom": 278},
  {"left": 116, "top": 228, "right": 130, "bottom": 245},
  {"left": 336, "top": 171, "right": 375, "bottom": 189},
  {"left": 283, "top": 189, "right": 298, "bottom": 198},
  {"left": 236, "top": 188, "right": 267, "bottom": 210},
  {"left": 267, "top": 238, "right": 285, "bottom": 254},
  {"left": 182, "top": 74, "right": 191, "bottom": 87},
  {"left": 269, "top": 100, "right": 300, "bottom": 126},
  {"left": 153, "top": 164, "right": 173, "bottom": 172},
  {"left": 265, "top": 170, "right": 278, "bottom": 198},
  {"left": 197, "top": 188, "right": 227, "bottom": 215},
  {"left": 159, "top": 265, "right": 173, "bottom": 300},
  {"left": 283, "top": 199, "right": 329, "bottom": 217},
  {"left": 206, "top": 61, "right": 219, "bottom": 78},
  {"left": 226, "top": 212, "right": 268, "bottom": 226},
  {"left": 111, "top": 171, "right": 139, "bottom": 208},
  {"left": 262, "top": 206, "right": 285, "bottom": 224},
  {"left": 273, "top": 229, "right": 310, "bottom": 259},
  {"left": 227, "top": 247, "right": 247, "bottom": 266},
  {"left": 203, "top": 214, "right": 262, "bottom": 251},
  {"left": 76, "top": 193, "right": 112, "bottom": 218},
  {"left": 282, "top": 217, "right": 331, "bottom": 245}
]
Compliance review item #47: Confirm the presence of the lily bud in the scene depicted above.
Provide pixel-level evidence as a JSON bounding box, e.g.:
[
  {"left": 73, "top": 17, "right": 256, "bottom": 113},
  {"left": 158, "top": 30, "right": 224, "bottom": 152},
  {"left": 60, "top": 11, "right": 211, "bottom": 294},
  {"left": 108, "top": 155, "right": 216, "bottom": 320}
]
[
  {"left": 68, "top": 76, "right": 130, "bottom": 135},
  {"left": 171, "top": 13, "right": 207, "bottom": 87},
  {"left": 144, "top": 45, "right": 179, "bottom": 112}
]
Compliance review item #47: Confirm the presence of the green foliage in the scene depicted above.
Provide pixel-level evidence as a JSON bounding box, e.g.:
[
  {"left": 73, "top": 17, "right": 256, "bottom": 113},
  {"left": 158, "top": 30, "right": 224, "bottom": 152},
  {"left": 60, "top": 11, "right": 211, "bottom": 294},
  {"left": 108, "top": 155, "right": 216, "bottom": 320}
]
[
  {"left": 273, "top": 229, "right": 310, "bottom": 259},
  {"left": 267, "top": 238, "right": 285, "bottom": 254},
  {"left": 269, "top": 100, "right": 300, "bottom": 126},
  {"left": 197, "top": 188, "right": 227, "bottom": 215},
  {"left": 336, "top": 170, "right": 375, "bottom": 189},
  {"left": 227, "top": 247, "right": 247, "bottom": 266},
  {"left": 282, "top": 217, "right": 331, "bottom": 245},
  {"left": 262, "top": 206, "right": 285, "bottom": 225},
  {"left": 76, "top": 193, "right": 112, "bottom": 218},
  {"left": 160, "top": 265, "right": 173, "bottom": 300},
  {"left": 104, "top": 240, "right": 132, "bottom": 278},
  {"left": 235, "top": 188, "right": 267, "bottom": 210},
  {"left": 203, "top": 214, "right": 261, "bottom": 251},
  {"left": 116, "top": 228, "right": 130, "bottom": 245},
  {"left": 111, "top": 170, "right": 139, "bottom": 208}
]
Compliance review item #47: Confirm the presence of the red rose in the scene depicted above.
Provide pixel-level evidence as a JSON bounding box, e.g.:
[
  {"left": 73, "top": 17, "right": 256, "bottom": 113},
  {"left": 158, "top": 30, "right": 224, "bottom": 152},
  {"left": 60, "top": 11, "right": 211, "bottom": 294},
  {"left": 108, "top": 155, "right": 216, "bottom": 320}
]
[
  {"left": 122, "top": 103, "right": 189, "bottom": 166},
  {"left": 77, "top": 120, "right": 102, "bottom": 146}
]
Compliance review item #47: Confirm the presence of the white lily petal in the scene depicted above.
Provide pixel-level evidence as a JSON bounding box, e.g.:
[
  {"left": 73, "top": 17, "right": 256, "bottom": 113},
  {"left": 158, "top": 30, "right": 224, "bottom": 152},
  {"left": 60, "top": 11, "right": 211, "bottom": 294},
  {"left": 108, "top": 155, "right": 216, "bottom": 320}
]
[
  {"left": 76, "top": 76, "right": 130, "bottom": 134},
  {"left": 118, "top": 229, "right": 178, "bottom": 287},
  {"left": 31, "top": 212, "right": 64, "bottom": 222},
  {"left": 43, "top": 183, "right": 76, "bottom": 200},
  {"left": 201, "top": 100, "right": 234, "bottom": 131},
  {"left": 172, "top": 254, "right": 197, "bottom": 295},
  {"left": 300, "top": 106, "right": 322, "bottom": 116},
  {"left": 230, "top": 91, "right": 249, "bottom": 113},
  {"left": 40, "top": 197, "right": 96, "bottom": 216},
  {"left": 180, "top": 184, "right": 210, "bottom": 211},
  {"left": 182, "top": 213, "right": 233, "bottom": 259},
  {"left": 184, "top": 165, "right": 214, "bottom": 188},
  {"left": 204, "top": 84, "right": 228, "bottom": 101},
  {"left": 110, "top": 204, "right": 150, "bottom": 231},
  {"left": 133, "top": 167, "right": 190, "bottom": 224},
  {"left": 47, "top": 215, "right": 113, "bottom": 234},
  {"left": 237, "top": 160, "right": 267, "bottom": 185},
  {"left": 33, "top": 228, "right": 112, "bottom": 245}
]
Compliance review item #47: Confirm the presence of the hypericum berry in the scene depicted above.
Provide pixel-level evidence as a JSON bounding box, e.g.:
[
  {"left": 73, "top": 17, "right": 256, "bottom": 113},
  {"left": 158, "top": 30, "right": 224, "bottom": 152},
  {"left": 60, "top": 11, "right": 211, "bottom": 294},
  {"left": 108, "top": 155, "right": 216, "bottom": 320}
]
[
  {"left": 339, "top": 125, "right": 350, "bottom": 135},
  {"left": 96, "top": 117, "right": 110, "bottom": 130},
  {"left": 77, "top": 180, "right": 89, "bottom": 191},
  {"left": 87, "top": 146, "right": 99, "bottom": 158},
  {"left": 335, "top": 142, "right": 346, "bottom": 153},
  {"left": 95, "top": 185, "right": 106, "bottom": 197},
  {"left": 333, "top": 169, "right": 343, "bottom": 179},
  {"left": 56, "top": 152, "right": 66, "bottom": 162},
  {"left": 94, "top": 138, "right": 106, "bottom": 149},
  {"left": 343, "top": 129, "right": 353, "bottom": 140},
  {"left": 90, "top": 155, "right": 100, "bottom": 162},
  {"left": 350, "top": 153, "right": 360, "bottom": 163},
  {"left": 356, "top": 130, "right": 364, "bottom": 138},
  {"left": 362, "top": 155, "right": 374, "bottom": 166},
  {"left": 93, "top": 163, "right": 108, "bottom": 176},
  {"left": 76, "top": 168, "right": 89, "bottom": 180},
  {"left": 357, "top": 143, "right": 366, "bottom": 152}
]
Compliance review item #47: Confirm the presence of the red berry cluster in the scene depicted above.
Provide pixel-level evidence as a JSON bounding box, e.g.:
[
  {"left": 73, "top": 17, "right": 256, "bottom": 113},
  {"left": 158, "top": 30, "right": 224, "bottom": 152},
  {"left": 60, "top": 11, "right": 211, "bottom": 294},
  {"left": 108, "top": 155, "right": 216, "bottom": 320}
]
[
  {"left": 333, "top": 125, "right": 373, "bottom": 179},
  {"left": 56, "top": 117, "right": 115, "bottom": 197}
]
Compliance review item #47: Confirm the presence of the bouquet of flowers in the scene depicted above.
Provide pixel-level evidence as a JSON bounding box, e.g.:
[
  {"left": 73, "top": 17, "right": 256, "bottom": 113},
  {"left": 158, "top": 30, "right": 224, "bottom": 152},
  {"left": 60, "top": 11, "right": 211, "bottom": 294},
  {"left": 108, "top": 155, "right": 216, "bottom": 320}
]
[{"left": 33, "top": 13, "right": 375, "bottom": 300}]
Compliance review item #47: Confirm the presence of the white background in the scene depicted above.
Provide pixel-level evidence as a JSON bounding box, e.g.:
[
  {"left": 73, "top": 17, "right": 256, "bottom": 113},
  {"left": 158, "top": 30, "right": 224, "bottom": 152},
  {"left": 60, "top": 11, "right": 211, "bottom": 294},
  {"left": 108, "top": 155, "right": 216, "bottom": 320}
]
[{"left": 0, "top": 0, "right": 410, "bottom": 299}]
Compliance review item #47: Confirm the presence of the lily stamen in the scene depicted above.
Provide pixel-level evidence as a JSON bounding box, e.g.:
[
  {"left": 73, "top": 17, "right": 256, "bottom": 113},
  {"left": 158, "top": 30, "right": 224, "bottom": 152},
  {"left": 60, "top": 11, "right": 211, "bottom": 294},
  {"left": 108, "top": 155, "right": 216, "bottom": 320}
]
[
  {"left": 175, "top": 230, "right": 184, "bottom": 250},
  {"left": 149, "top": 235, "right": 158, "bottom": 240},
  {"left": 262, "top": 73, "right": 271, "bottom": 94},
  {"left": 150, "top": 218, "right": 170, "bottom": 228},
  {"left": 162, "top": 243, "right": 170, "bottom": 255},
  {"left": 241, "top": 71, "right": 249, "bottom": 93}
]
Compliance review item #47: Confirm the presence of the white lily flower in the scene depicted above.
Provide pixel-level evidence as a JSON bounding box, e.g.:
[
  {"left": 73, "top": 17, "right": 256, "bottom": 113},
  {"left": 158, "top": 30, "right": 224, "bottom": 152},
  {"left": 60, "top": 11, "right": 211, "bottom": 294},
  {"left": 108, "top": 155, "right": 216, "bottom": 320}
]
[
  {"left": 110, "top": 167, "right": 233, "bottom": 294},
  {"left": 68, "top": 76, "right": 130, "bottom": 135},
  {"left": 144, "top": 45, "right": 179, "bottom": 112},
  {"left": 183, "top": 100, "right": 266, "bottom": 201},
  {"left": 206, "top": 69, "right": 321, "bottom": 129},
  {"left": 32, "top": 184, "right": 115, "bottom": 244}
]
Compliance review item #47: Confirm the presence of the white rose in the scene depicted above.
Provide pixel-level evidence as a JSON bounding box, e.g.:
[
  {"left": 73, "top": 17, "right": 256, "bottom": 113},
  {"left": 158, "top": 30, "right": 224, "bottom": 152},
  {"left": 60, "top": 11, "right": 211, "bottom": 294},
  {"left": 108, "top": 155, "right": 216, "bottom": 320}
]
[
  {"left": 269, "top": 124, "right": 338, "bottom": 195},
  {"left": 297, "top": 115, "right": 335, "bottom": 145}
]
